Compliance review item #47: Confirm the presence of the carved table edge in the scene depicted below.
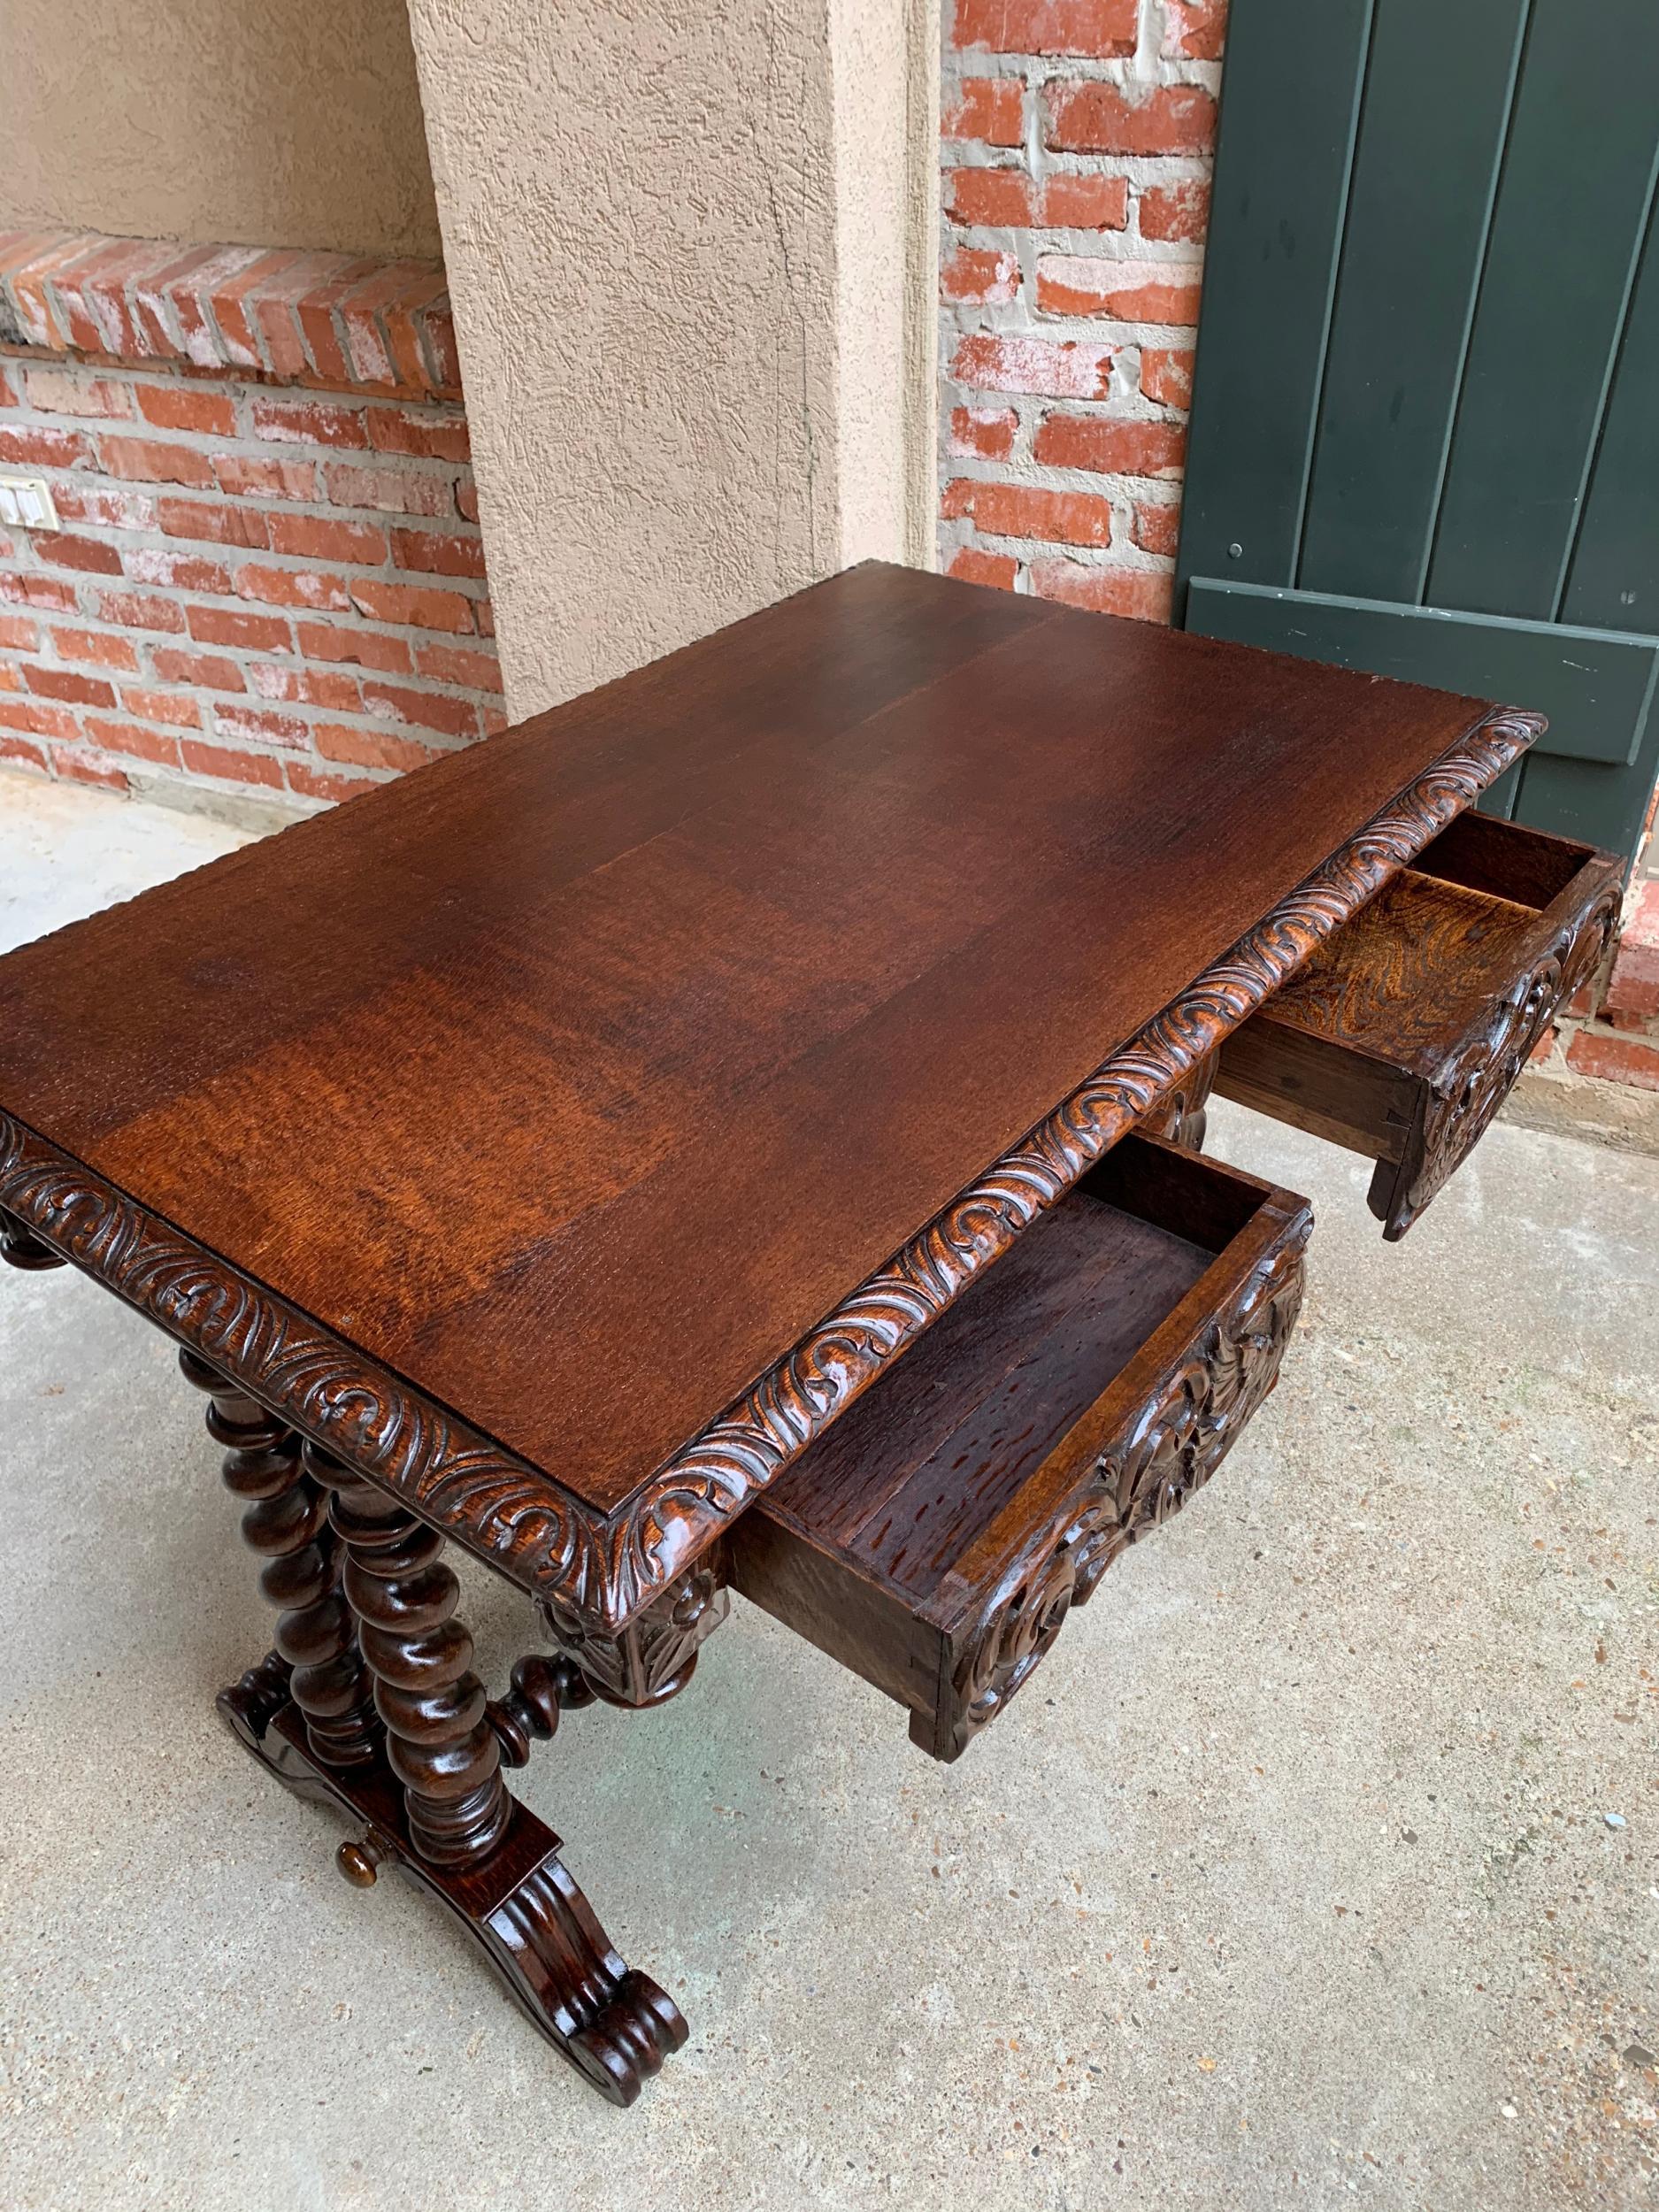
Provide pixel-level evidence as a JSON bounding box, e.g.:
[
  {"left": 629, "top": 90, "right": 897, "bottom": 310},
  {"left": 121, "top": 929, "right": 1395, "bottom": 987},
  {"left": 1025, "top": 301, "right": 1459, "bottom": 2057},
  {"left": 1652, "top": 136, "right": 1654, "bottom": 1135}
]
[{"left": 0, "top": 705, "right": 1538, "bottom": 1636}]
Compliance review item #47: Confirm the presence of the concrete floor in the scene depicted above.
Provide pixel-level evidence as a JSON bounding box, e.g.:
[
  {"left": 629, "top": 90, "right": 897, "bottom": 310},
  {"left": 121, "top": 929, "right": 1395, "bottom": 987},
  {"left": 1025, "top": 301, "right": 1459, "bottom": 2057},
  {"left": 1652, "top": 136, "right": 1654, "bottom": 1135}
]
[{"left": 1, "top": 773, "right": 1655, "bottom": 2211}]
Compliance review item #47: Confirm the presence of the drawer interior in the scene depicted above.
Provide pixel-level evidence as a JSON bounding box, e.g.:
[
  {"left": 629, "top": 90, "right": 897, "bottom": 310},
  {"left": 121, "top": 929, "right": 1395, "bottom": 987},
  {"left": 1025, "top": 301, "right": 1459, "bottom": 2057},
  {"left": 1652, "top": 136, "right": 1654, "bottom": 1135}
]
[
  {"left": 1217, "top": 810, "right": 1621, "bottom": 1238},
  {"left": 726, "top": 1135, "right": 1309, "bottom": 1759},
  {"left": 1265, "top": 869, "right": 1548, "bottom": 1073},
  {"left": 762, "top": 1187, "right": 1212, "bottom": 1601},
  {"left": 1414, "top": 807, "right": 1603, "bottom": 908}
]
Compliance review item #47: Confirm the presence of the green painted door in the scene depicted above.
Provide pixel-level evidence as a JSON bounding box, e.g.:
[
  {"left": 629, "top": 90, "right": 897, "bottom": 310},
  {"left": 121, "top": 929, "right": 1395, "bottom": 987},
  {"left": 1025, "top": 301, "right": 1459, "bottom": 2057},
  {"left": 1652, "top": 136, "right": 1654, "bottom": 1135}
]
[{"left": 1176, "top": 0, "right": 1659, "bottom": 862}]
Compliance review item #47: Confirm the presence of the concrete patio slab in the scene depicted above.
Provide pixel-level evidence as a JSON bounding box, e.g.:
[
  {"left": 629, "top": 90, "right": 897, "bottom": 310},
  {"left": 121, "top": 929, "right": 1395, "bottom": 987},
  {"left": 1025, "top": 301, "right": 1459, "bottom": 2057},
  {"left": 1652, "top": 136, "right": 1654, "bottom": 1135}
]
[{"left": 0, "top": 772, "right": 1654, "bottom": 2211}]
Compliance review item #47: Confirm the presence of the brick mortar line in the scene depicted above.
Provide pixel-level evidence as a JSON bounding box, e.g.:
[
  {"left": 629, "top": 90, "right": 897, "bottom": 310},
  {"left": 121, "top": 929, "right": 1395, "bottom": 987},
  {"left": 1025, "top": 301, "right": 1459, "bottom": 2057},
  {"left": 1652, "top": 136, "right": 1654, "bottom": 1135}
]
[
  {"left": 0, "top": 726, "right": 401, "bottom": 791},
  {"left": 1, "top": 582, "right": 495, "bottom": 634},
  {"left": 9, "top": 715, "right": 456, "bottom": 785},
  {"left": 943, "top": 235, "right": 1207, "bottom": 266},
  {"left": 939, "top": 453, "right": 1184, "bottom": 486},
  {"left": 941, "top": 382, "right": 1189, "bottom": 408},
  {"left": 5, "top": 541, "right": 491, "bottom": 603},
  {"left": 19, "top": 650, "right": 503, "bottom": 718},
  {"left": 2, "top": 359, "right": 448, "bottom": 410},
  {"left": 0, "top": 588, "right": 496, "bottom": 650},
  {"left": 1, "top": 492, "right": 491, "bottom": 588},
  {"left": 7, "top": 660, "right": 503, "bottom": 725},
  {"left": 941, "top": 58, "right": 1220, "bottom": 87},
  {"left": 945, "top": 307, "right": 1202, "bottom": 336},
  {"left": 0, "top": 752, "right": 341, "bottom": 806},
  {"left": 4, "top": 611, "right": 502, "bottom": 683},
  {"left": 1, "top": 426, "right": 475, "bottom": 491},
  {"left": 27, "top": 609, "right": 502, "bottom": 672},
  {"left": 1, "top": 348, "right": 467, "bottom": 410},
  {"left": 1, "top": 388, "right": 472, "bottom": 459},
  {"left": 3, "top": 501, "right": 486, "bottom": 557},
  {"left": 9, "top": 680, "right": 496, "bottom": 738},
  {"left": 2, "top": 470, "right": 478, "bottom": 532},
  {"left": 941, "top": 146, "right": 1214, "bottom": 168},
  {"left": 24, "top": 689, "right": 503, "bottom": 737},
  {"left": 0, "top": 426, "right": 482, "bottom": 491},
  {"left": 5, "top": 509, "right": 488, "bottom": 562},
  {"left": 3, "top": 580, "right": 491, "bottom": 634},
  {"left": 941, "top": 528, "right": 1173, "bottom": 572},
  {"left": 1, "top": 581, "right": 495, "bottom": 644}
]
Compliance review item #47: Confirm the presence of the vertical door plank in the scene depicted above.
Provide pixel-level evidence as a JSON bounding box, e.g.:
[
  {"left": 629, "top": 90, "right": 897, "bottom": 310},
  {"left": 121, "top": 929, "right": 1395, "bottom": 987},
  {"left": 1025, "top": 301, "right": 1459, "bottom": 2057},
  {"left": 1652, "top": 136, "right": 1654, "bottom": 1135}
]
[
  {"left": 1562, "top": 207, "right": 1659, "bottom": 638},
  {"left": 1174, "top": 0, "right": 1373, "bottom": 605},
  {"left": 1178, "top": 0, "right": 1659, "bottom": 856},
  {"left": 1522, "top": 207, "right": 1659, "bottom": 852},
  {"left": 1426, "top": 0, "right": 1659, "bottom": 622},
  {"left": 1295, "top": 0, "right": 1528, "bottom": 604}
]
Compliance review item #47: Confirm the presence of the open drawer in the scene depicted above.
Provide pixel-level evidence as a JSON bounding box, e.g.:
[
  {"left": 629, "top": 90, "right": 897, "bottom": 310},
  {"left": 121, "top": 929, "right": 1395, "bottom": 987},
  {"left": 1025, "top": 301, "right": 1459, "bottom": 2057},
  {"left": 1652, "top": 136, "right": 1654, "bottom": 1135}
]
[
  {"left": 726, "top": 1137, "right": 1310, "bottom": 1761},
  {"left": 1216, "top": 812, "right": 1623, "bottom": 1239}
]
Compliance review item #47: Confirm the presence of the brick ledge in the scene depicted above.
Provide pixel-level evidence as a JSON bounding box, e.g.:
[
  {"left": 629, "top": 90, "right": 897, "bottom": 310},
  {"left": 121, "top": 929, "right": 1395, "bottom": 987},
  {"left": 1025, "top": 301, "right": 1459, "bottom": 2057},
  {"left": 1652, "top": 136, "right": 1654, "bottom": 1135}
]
[{"left": 0, "top": 228, "right": 458, "bottom": 400}]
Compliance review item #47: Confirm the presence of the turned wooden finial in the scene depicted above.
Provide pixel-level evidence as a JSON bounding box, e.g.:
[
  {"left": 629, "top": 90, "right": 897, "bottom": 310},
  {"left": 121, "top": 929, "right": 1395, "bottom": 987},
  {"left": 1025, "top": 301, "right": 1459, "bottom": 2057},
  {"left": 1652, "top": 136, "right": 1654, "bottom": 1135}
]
[{"left": 488, "top": 1654, "right": 589, "bottom": 1768}]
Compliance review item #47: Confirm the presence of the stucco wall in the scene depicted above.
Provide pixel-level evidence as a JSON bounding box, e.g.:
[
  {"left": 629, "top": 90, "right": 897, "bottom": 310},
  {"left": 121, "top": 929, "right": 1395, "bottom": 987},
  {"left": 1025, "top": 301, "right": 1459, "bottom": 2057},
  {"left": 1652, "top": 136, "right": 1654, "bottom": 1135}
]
[
  {"left": 407, "top": 0, "right": 938, "bottom": 720},
  {"left": 830, "top": 0, "right": 940, "bottom": 571},
  {"left": 0, "top": 0, "right": 441, "bottom": 261}
]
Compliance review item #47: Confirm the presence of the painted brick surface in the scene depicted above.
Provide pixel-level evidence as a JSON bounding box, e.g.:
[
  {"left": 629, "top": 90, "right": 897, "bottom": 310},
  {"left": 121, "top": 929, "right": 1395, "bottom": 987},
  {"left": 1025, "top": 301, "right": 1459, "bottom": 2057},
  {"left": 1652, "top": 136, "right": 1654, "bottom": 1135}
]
[
  {"left": 0, "top": 231, "right": 459, "bottom": 399},
  {"left": 1526, "top": 793, "right": 1659, "bottom": 1095},
  {"left": 0, "top": 230, "right": 495, "bottom": 811},
  {"left": 938, "top": 0, "right": 1221, "bottom": 620}
]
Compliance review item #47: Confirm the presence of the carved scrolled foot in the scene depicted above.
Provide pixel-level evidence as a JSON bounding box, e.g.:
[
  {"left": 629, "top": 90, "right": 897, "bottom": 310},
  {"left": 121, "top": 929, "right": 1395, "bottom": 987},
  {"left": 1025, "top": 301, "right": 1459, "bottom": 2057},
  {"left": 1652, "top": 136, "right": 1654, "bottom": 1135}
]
[
  {"left": 216, "top": 1648, "right": 294, "bottom": 1747},
  {"left": 486, "top": 1852, "right": 688, "bottom": 2105},
  {"left": 194, "top": 1418, "right": 688, "bottom": 2101},
  {"left": 223, "top": 1693, "right": 688, "bottom": 2104},
  {"left": 0, "top": 1206, "right": 64, "bottom": 1270}
]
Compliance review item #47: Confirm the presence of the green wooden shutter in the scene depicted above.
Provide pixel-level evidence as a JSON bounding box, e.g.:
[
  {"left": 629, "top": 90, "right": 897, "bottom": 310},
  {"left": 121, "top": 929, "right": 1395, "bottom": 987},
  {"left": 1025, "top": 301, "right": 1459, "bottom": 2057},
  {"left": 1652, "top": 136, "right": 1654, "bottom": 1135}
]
[{"left": 1176, "top": 0, "right": 1659, "bottom": 862}]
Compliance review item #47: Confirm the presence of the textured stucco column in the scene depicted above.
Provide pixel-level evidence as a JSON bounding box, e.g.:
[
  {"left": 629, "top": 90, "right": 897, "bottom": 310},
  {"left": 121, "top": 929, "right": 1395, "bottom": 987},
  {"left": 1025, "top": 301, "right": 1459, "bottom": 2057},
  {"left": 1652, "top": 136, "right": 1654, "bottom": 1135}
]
[{"left": 405, "top": 1, "right": 938, "bottom": 719}]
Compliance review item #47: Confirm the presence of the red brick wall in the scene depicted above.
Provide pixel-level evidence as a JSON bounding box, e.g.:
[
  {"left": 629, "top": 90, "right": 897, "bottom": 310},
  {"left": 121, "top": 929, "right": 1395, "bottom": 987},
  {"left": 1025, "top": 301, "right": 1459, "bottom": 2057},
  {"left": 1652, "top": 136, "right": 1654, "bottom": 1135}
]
[
  {"left": 0, "top": 230, "right": 500, "bottom": 810},
  {"left": 939, "top": 0, "right": 1223, "bottom": 618},
  {"left": 1533, "top": 856, "right": 1659, "bottom": 1095}
]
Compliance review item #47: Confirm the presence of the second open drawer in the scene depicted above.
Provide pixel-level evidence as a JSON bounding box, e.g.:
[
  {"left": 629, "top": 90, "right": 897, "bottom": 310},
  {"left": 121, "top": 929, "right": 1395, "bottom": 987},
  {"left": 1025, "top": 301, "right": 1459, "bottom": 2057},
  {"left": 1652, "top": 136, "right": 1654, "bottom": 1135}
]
[
  {"left": 1215, "top": 811, "right": 1623, "bottom": 1238},
  {"left": 726, "top": 1135, "right": 1310, "bottom": 1761}
]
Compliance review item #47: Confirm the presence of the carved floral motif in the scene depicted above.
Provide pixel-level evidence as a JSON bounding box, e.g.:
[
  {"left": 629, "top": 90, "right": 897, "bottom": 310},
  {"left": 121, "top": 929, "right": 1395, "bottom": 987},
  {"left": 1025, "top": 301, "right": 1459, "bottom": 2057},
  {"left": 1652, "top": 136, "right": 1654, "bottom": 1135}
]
[
  {"left": 0, "top": 712, "right": 1535, "bottom": 1634},
  {"left": 941, "top": 1223, "right": 1310, "bottom": 1759},
  {"left": 1141, "top": 1045, "right": 1217, "bottom": 1153},
  {"left": 539, "top": 1561, "right": 729, "bottom": 1707},
  {"left": 1386, "top": 876, "right": 1622, "bottom": 1236}
]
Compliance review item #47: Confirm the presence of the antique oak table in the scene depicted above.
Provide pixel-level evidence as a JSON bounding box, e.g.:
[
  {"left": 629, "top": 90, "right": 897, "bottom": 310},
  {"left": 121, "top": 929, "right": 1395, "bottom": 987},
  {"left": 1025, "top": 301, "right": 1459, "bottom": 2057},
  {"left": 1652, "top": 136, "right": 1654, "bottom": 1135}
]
[{"left": 0, "top": 564, "right": 1619, "bottom": 2103}]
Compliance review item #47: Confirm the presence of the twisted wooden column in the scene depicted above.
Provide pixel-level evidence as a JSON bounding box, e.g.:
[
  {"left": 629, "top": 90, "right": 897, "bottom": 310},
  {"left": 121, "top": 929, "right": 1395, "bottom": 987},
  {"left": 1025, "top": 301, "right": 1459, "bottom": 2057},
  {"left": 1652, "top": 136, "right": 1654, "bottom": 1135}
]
[
  {"left": 304, "top": 1441, "right": 511, "bottom": 1870},
  {"left": 179, "top": 1351, "right": 380, "bottom": 1770}
]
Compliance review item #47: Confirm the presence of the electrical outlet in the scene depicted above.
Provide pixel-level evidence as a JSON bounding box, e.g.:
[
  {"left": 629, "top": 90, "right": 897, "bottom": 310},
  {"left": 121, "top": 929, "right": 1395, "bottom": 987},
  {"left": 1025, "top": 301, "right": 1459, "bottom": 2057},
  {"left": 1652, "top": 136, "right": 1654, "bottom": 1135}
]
[{"left": 0, "top": 475, "right": 59, "bottom": 531}]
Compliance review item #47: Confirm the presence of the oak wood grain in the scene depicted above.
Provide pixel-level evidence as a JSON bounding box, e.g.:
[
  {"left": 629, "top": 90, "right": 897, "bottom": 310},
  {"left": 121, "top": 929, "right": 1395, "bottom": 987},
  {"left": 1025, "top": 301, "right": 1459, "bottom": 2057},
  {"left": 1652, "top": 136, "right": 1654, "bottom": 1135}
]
[
  {"left": 0, "top": 564, "right": 1508, "bottom": 1528},
  {"left": 1217, "top": 816, "right": 1622, "bottom": 1237}
]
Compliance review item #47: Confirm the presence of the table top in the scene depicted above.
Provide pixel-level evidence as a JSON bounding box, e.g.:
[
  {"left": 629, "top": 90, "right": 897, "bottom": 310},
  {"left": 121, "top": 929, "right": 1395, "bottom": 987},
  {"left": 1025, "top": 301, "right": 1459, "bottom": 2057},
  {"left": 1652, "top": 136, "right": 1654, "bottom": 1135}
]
[{"left": 0, "top": 563, "right": 1532, "bottom": 1627}]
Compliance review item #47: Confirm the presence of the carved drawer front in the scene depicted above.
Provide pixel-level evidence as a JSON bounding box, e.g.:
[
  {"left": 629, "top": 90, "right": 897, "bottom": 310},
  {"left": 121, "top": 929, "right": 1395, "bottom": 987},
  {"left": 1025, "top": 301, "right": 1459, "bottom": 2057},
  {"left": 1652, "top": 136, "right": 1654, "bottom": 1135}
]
[
  {"left": 726, "top": 1136, "right": 1310, "bottom": 1762},
  {"left": 1216, "top": 813, "right": 1622, "bottom": 1240}
]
